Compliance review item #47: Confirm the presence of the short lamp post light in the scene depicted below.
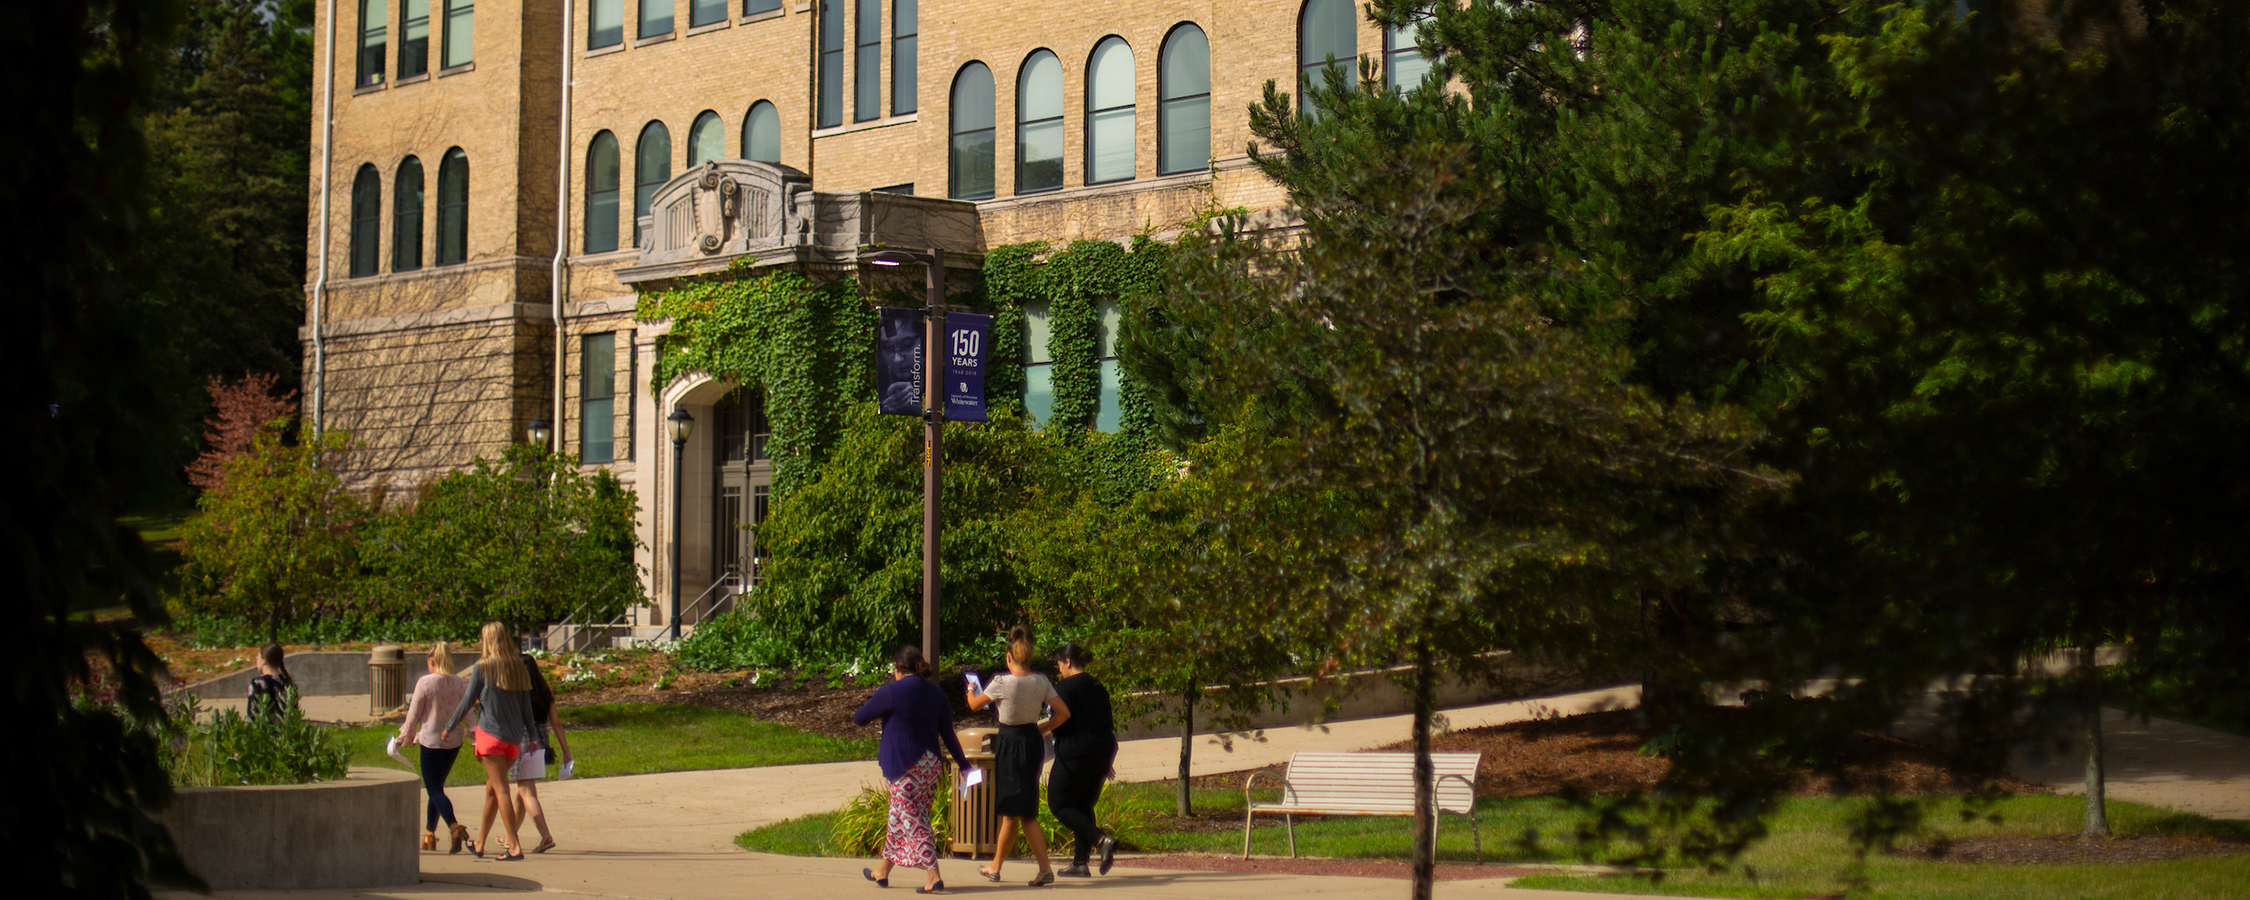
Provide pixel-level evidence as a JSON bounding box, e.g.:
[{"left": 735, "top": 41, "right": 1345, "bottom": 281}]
[
  {"left": 527, "top": 416, "right": 553, "bottom": 451},
  {"left": 666, "top": 407, "right": 695, "bottom": 642},
  {"left": 863, "top": 247, "right": 945, "bottom": 669}
]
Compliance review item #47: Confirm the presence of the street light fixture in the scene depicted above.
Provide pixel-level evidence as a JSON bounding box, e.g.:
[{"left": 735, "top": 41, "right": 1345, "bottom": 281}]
[
  {"left": 667, "top": 407, "right": 695, "bottom": 642},
  {"left": 527, "top": 416, "right": 552, "bottom": 450},
  {"left": 861, "top": 247, "right": 946, "bottom": 669}
]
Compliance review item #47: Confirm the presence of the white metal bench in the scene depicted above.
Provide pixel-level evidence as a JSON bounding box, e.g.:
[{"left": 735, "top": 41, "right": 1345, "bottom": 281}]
[{"left": 1241, "top": 751, "right": 1482, "bottom": 861}]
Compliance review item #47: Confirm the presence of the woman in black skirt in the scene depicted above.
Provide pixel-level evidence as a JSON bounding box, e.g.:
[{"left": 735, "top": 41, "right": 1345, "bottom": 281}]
[{"left": 965, "top": 626, "right": 1072, "bottom": 886}]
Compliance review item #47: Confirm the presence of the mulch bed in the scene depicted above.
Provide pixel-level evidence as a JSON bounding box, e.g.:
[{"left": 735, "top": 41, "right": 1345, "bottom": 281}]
[
  {"left": 556, "top": 675, "right": 883, "bottom": 741},
  {"left": 1892, "top": 834, "right": 2250, "bottom": 865},
  {"left": 1366, "top": 709, "right": 2047, "bottom": 799},
  {"left": 1112, "top": 854, "right": 1546, "bottom": 881}
]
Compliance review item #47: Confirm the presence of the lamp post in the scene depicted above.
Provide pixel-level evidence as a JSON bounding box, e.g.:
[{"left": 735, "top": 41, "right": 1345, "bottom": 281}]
[
  {"left": 527, "top": 416, "right": 553, "bottom": 450},
  {"left": 866, "top": 247, "right": 946, "bottom": 668},
  {"left": 666, "top": 407, "right": 695, "bottom": 642}
]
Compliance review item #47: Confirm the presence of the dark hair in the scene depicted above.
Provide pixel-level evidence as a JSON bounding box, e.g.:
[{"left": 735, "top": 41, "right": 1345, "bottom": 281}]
[
  {"left": 1006, "top": 625, "right": 1036, "bottom": 667},
  {"left": 260, "top": 643, "right": 295, "bottom": 689},
  {"left": 892, "top": 646, "right": 934, "bottom": 679},
  {"left": 1053, "top": 643, "right": 1092, "bottom": 667}
]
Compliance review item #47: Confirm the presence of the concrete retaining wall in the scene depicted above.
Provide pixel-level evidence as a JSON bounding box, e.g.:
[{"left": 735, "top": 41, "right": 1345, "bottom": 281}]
[
  {"left": 159, "top": 767, "right": 419, "bottom": 890},
  {"left": 1113, "top": 652, "right": 1593, "bottom": 740},
  {"left": 184, "top": 652, "right": 374, "bottom": 702}
]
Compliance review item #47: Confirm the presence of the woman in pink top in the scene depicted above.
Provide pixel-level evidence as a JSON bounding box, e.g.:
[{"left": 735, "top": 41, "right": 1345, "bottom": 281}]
[{"left": 398, "top": 641, "right": 471, "bottom": 853}]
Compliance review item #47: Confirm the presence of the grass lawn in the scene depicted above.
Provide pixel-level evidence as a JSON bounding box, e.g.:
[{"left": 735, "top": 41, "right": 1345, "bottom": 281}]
[
  {"left": 336, "top": 702, "right": 874, "bottom": 787},
  {"left": 739, "top": 782, "right": 2250, "bottom": 899}
]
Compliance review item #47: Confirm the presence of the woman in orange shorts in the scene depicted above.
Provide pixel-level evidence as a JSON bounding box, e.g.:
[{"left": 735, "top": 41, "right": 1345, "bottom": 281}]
[{"left": 441, "top": 622, "right": 541, "bottom": 860}]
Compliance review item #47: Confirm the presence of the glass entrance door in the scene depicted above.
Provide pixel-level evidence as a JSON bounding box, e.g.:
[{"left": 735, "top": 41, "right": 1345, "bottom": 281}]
[{"left": 710, "top": 390, "right": 774, "bottom": 591}]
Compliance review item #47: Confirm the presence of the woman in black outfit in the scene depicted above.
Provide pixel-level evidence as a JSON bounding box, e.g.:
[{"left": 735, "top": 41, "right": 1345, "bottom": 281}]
[
  {"left": 1046, "top": 643, "right": 1118, "bottom": 877},
  {"left": 246, "top": 644, "right": 296, "bottom": 722}
]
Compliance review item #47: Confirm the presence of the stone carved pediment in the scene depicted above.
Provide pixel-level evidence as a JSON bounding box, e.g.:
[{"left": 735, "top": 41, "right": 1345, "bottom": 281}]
[
  {"left": 633, "top": 160, "right": 810, "bottom": 268},
  {"left": 617, "top": 160, "right": 984, "bottom": 285}
]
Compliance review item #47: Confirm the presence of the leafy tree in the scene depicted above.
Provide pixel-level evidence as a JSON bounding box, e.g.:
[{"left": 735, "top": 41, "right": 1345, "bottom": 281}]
[
  {"left": 140, "top": 0, "right": 312, "bottom": 476},
  {"left": 5, "top": 0, "right": 203, "bottom": 894},
  {"left": 184, "top": 372, "right": 297, "bottom": 491},
  {"left": 177, "top": 424, "right": 365, "bottom": 641},
  {"left": 358, "top": 444, "right": 641, "bottom": 631}
]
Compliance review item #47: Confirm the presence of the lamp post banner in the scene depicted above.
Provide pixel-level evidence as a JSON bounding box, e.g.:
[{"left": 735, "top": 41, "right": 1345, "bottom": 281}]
[
  {"left": 945, "top": 312, "right": 990, "bottom": 423},
  {"left": 875, "top": 307, "right": 925, "bottom": 417}
]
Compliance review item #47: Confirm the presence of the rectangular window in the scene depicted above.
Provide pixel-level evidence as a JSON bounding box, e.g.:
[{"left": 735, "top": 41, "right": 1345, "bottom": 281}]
[
  {"left": 581, "top": 333, "right": 617, "bottom": 463},
  {"left": 853, "top": 0, "right": 880, "bottom": 121},
  {"left": 817, "top": 1, "right": 842, "bottom": 127},
  {"left": 442, "top": 0, "right": 473, "bottom": 68},
  {"left": 357, "top": 0, "right": 387, "bottom": 87},
  {"left": 1022, "top": 302, "right": 1053, "bottom": 427},
  {"left": 890, "top": 0, "right": 915, "bottom": 114},
  {"left": 399, "top": 0, "right": 428, "bottom": 77},
  {"left": 639, "top": 0, "right": 673, "bottom": 39},
  {"left": 743, "top": 0, "right": 781, "bottom": 14},
  {"left": 589, "top": 0, "right": 622, "bottom": 48},
  {"left": 691, "top": 0, "right": 724, "bottom": 28},
  {"left": 1094, "top": 301, "right": 1122, "bottom": 432}
]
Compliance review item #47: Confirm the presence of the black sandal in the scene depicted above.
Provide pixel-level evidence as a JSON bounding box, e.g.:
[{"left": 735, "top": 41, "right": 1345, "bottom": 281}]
[
  {"left": 1028, "top": 870, "right": 1054, "bottom": 887},
  {"left": 915, "top": 881, "right": 945, "bottom": 894},
  {"left": 864, "top": 867, "right": 888, "bottom": 888}
]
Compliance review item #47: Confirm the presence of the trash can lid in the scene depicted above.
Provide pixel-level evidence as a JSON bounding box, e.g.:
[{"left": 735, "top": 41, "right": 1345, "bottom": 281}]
[{"left": 369, "top": 644, "right": 405, "bottom": 663}]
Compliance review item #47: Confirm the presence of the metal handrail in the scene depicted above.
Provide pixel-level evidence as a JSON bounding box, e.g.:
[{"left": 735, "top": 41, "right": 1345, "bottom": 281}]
[{"left": 679, "top": 569, "right": 742, "bottom": 629}]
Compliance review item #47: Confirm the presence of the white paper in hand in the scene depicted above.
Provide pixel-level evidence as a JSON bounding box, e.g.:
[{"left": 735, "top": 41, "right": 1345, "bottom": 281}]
[
  {"left": 965, "top": 672, "right": 985, "bottom": 696},
  {"left": 958, "top": 767, "right": 985, "bottom": 794},
  {"left": 385, "top": 736, "right": 414, "bottom": 768},
  {"left": 558, "top": 759, "right": 576, "bottom": 781}
]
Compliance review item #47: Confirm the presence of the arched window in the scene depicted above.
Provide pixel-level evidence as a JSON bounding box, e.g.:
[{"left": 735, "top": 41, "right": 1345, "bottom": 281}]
[
  {"left": 585, "top": 131, "right": 620, "bottom": 253},
  {"left": 687, "top": 111, "right": 724, "bottom": 166},
  {"left": 1298, "top": 0, "right": 1356, "bottom": 113},
  {"left": 1015, "top": 50, "right": 1064, "bottom": 194},
  {"left": 948, "top": 63, "right": 994, "bottom": 200},
  {"left": 357, "top": 0, "right": 387, "bottom": 88},
  {"left": 1384, "top": 19, "right": 1433, "bottom": 92},
  {"left": 891, "top": 0, "right": 917, "bottom": 115},
  {"left": 634, "top": 121, "right": 671, "bottom": 247},
  {"left": 435, "top": 148, "right": 468, "bottom": 265},
  {"left": 1085, "top": 37, "right": 1134, "bottom": 185},
  {"left": 741, "top": 101, "right": 780, "bottom": 163},
  {"left": 1159, "top": 23, "right": 1210, "bottom": 176},
  {"left": 393, "top": 156, "right": 423, "bottom": 271},
  {"left": 349, "top": 164, "right": 381, "bottom": 277}
]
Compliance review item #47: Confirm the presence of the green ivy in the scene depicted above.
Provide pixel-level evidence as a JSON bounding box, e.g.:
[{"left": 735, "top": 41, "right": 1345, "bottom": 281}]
[
  {"left": 636, "top": 269, "right": 873, "bottom": 499},
  {"left": 982, "top": 237, "right": 1171, "bottom": 443}
]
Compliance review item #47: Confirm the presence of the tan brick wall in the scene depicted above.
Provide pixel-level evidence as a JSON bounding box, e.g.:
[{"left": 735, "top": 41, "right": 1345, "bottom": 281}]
[{"left": 311, "top": 312, "right": 553, "bottom": 489}]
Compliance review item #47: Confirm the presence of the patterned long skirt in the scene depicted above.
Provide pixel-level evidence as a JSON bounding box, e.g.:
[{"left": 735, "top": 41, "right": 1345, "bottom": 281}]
[{"left": 883, "top": 752, "right": 942, "bottom": 868}]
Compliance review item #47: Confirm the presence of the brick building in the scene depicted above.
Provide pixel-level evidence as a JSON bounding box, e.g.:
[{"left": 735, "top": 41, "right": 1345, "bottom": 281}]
[{"left": 305, "top": 0, "right": 1417, "bottom": 636}]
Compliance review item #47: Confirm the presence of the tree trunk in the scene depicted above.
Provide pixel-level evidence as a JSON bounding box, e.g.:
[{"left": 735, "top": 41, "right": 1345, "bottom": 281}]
[
  {"left": 1176, "top": 687, "right": 1195, "bottom": 818},
  {"left": 1410, "top": 638, "right": 1436, "bottom": 900},
  {"left": 2082, "top": 644, "right": 2109, "bottom": 837}
]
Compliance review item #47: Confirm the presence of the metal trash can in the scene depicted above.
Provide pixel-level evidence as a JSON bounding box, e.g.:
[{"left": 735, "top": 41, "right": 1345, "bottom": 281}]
[
  {"left": 950, "top": 727, "right": 999, "bottom": 856},
  {"left": 368, "top": 644, "right": 406, "bottom": 716}
]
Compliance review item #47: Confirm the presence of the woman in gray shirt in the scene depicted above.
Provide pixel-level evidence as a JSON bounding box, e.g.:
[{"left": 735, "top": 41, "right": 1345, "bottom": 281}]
[
  {"left": 441, "top": 622, "right": 540, "bottom": 861},
  {"left": 965, "top": 626, "right": 1071, "bottom": 886}
]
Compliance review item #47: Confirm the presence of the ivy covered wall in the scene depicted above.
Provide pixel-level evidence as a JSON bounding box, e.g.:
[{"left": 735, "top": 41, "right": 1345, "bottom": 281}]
[{"left": 640, "top": 240, "right": 1179, "bottom": 668}]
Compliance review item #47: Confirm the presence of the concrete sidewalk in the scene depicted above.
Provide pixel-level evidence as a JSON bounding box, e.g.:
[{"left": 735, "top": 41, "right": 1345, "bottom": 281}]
[
  {"left": 2009, "top": 706, "right": 2250, "bottom": 822},
  {"left": 173, "top": 686, "right": 1651, "bottom": 900}
]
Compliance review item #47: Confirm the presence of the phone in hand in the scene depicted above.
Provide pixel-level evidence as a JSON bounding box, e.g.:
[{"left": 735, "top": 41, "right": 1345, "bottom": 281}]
[{"left": 964, "top": 672, "right": 985, "bottom": 696}]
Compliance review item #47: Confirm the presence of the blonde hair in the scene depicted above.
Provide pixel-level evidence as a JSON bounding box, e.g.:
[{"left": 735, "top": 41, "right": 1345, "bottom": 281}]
[
  {"left": 477, "top": 622, "right": 532, "bottom": 690},
  {"left": 1007, "top": 625, "right": 1036, "bottom": 667},
  {"left": 427, "top": 641, "right": 457, "bottom": 676}
]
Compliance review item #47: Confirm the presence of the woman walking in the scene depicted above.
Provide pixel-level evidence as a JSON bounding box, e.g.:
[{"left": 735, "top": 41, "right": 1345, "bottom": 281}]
[
  {"left": 510, "top": 650, "right": 572, "bottom": 853},
  {"left": 398, "top": 642, "right": 470, "bottom": 853},
  {"left": 852, "top": 647, "right": 972, "bottom": 894},
  {"left": 965, "top": 626, "right": 1071, "bottom": 886},
  {"left": 441, "top": 622, "right": 539, "bottom": 861},
  {"left": 1047, "top": 643, "right": 1118, "bottom": 877},
  {"left": 246, "top": 644, "right": 296, "bottom": 722}
]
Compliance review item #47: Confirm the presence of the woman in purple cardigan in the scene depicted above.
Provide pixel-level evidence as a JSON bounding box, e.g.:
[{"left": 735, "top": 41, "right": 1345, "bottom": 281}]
[{"left": 853, "top": 647, "right": 974, "bottom": 894}]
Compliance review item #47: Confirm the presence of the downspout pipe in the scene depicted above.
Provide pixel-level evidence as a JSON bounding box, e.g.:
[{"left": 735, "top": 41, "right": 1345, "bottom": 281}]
[
  {"left": 552, "top": 0, "right": 574, "bottom": 458},
  {"left": 311, "top": 0, "right": 338, "bottom": 435}
]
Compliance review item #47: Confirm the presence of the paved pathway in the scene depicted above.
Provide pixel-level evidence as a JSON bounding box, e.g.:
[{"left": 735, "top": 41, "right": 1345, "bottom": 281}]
[
  {"left": 171, "top": 686, "right": 1652, "bottom": 900},
  {"left": 164, "top": 683, "right": 2250, "bottom": 900}
]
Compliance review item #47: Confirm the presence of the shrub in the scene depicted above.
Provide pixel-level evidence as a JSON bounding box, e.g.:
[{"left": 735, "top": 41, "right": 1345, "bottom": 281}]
[
  {"left": 161, "top": 690, "right": 350, "bottom": 787},
  {"left": 177, "top": 424, "right": 366, "bottom": 642}
]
